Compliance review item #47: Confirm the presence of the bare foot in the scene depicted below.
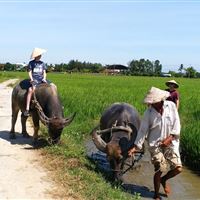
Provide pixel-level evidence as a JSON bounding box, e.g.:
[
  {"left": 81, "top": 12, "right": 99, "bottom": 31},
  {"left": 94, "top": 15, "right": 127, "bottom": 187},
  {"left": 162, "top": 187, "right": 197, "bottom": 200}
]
[
  {"left": 161, "top": 178, "right": 171, "bottom": 196},
  {"left": 153, "top": 194, "right": 161, "bottom": 200}
]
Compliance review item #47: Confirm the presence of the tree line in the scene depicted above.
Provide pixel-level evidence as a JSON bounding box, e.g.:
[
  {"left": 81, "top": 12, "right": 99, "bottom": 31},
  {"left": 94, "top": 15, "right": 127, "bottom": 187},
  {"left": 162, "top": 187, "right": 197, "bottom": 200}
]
[{"left": 0, "top": 59, "right": 199, "bottom": 78}]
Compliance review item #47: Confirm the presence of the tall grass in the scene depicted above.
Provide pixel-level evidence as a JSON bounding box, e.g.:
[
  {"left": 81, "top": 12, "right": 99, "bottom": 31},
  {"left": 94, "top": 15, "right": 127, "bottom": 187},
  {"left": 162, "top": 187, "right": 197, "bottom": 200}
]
[{"left": 48, "top": 73, "right": 200, "bottom": 170}]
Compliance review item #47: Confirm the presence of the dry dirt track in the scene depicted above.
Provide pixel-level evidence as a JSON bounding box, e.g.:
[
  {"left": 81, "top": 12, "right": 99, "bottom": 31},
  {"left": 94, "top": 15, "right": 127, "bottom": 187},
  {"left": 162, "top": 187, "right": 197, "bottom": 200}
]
[{"left": 0, "top": 79, "right": 56, "bottom": 199}]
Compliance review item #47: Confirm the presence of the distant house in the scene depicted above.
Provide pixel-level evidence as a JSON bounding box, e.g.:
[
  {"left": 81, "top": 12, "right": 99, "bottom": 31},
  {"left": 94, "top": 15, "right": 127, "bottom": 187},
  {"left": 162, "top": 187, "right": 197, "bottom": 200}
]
[
  {"left": 105, "top": 64, "right": 128, "bottom": 75},
  {"left": 16, "top": 63, "right": 27, "bottom": 71},
  {"left": 161, "top": 73, "right": 172, "bottom": 77}
]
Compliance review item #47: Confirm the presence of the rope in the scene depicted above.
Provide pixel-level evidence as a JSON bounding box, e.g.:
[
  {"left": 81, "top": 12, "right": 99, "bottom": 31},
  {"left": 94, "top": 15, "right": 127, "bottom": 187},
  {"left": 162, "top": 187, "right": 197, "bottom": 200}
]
[
  {"left": 96, "top": 120, "right": 141, "bottom": 175},
  {"left": 113, "top": 151, "right": 144, "bottom": 176},
  {"left": 31, "top": 92, "right": 50, "bottom": 126},
  {"left": 31, "top": 89, "right": 60, "bottom": 144}
]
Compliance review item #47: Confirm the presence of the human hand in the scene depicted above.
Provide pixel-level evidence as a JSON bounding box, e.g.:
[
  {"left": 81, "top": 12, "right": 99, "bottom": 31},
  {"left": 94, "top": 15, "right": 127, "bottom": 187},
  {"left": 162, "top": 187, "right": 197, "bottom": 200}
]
[
  {"left": 30, "top": 80, "right": 35, "bottom": 86},
  {"left": 160, "top": 135, "right": 173, "bottom": 147},
  {"left": 42, "top": 79, "right": 47, "bottom": 83},
  {"left": 128, "top": 147, "right": 136, "bottom": 157}
]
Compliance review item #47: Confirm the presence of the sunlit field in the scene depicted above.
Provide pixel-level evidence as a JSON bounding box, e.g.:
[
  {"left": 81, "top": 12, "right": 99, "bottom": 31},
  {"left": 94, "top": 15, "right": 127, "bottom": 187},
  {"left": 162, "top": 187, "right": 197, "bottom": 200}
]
[
  {"left": 49, "top": 73, "right": 200, "bottom": 171},
  {"left": 1, "top": 71, "right": 200, "bottom": 199}
]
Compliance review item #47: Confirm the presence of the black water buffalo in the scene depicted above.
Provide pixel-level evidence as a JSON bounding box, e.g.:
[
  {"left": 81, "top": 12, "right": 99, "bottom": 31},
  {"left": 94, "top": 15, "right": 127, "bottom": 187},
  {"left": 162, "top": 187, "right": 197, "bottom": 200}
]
[
  {"left": 92, "top": 103, "right": 141, "bottom": 180},
  {"left": 10, "top": 80, "right": 75, "bottom": 144}
]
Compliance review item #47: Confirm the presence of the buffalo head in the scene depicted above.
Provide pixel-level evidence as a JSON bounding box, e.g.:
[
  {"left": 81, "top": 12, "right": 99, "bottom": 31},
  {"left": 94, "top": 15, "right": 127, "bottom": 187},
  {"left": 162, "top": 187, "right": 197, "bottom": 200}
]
[
  {"left": 92, "top": 124, "right": 137, "bottom": 180},
  {"left": 35, "top": 101, "right": 76, "bottom": 144}
]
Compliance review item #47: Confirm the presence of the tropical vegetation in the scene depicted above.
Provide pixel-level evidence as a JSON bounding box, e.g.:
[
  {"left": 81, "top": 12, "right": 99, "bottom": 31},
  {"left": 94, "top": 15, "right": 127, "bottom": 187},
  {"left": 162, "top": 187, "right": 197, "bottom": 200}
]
[{"left": 1, "top": 60, "right": 200, "bottom": 78}]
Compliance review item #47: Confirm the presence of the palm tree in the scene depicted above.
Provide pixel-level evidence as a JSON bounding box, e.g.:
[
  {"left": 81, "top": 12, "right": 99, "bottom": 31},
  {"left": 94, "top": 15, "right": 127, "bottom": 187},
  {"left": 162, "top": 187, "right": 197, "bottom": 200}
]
[
  {"left": 184, "top": 66, "right": 196, "bottom": 78},
  {"left": 178, "top": 64, "right": 184, "bottom": 76}
]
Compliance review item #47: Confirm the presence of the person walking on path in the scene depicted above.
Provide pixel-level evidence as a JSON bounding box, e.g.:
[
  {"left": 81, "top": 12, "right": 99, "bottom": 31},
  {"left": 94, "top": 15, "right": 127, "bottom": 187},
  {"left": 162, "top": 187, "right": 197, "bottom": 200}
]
[
  {"left": 24, "top": 47, "right": 47, "bottom": 117},
  {"left": 128, "top": 87, "right": 182, "bottom": 200},
  {"left": 165, "top": 80, "right": 180, "bottom": 109}
]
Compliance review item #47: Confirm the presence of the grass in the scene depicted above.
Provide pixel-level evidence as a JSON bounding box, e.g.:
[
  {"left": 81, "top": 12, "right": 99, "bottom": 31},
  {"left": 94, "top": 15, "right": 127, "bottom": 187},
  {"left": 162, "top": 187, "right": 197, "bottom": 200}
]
[{"left": 1, "top": 71, "right": 200, "bottom": 199}]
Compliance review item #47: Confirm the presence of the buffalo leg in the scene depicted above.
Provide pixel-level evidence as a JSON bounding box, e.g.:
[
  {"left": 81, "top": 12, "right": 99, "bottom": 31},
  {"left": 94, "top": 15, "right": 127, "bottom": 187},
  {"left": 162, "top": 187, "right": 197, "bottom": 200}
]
[
  {"left": 21, "top": 113, "right": 30, "bottom": 137},
  {"left": 31, "top": 112, "right": 40, "bottom": 144},
  {"left": 10, "top": 103, "right": 19, "bottom": 139}
]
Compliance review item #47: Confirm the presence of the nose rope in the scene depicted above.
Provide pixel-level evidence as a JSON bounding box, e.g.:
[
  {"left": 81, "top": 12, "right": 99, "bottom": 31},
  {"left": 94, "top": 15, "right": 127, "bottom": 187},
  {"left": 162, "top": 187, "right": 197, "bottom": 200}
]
[
  {"left": 117, "top": 151, "right": 144, "bottom": 176},
  {"left": 31, "top": 92, "right": 49, "bottom": 126}
]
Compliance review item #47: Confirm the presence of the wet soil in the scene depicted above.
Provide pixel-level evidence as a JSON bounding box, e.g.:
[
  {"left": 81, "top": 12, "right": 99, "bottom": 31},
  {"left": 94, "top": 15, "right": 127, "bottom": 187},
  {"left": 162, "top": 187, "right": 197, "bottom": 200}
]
[{"left": 86, "top": 140, "right": 200, "bottom": 200}]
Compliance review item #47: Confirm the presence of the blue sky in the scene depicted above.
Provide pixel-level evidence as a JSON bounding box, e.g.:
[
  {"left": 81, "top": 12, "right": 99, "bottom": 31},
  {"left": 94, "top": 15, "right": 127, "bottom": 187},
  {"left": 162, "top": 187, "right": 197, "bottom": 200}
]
[{"left": 0, "top": 0, "right": 200, "bottom": 72}]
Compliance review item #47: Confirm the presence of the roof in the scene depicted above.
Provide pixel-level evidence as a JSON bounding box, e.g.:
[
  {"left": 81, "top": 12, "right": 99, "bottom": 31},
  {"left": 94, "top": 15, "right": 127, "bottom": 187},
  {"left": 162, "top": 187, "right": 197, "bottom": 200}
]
[{"left": 106, "top": 64, "right": 128, "bottom": 70}]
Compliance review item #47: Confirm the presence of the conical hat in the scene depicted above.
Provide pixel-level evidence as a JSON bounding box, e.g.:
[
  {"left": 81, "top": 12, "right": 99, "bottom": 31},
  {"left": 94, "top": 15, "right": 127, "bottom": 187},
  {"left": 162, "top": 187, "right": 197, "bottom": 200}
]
[
  {"left": 165, "top": 80, "right": 179, "bottom": 88},
  {"left": 30, "top": 48, "right": 46, "bottom": 59},
  {"left": 144, "top": 87, "right": 170, "bottom": 104}
]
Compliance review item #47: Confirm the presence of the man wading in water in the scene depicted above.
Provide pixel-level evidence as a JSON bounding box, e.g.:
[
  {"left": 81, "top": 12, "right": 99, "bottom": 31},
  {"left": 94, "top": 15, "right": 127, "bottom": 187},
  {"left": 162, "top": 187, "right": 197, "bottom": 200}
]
[{"left": 128, "top": 87, "right": 182, "bottom": 200}]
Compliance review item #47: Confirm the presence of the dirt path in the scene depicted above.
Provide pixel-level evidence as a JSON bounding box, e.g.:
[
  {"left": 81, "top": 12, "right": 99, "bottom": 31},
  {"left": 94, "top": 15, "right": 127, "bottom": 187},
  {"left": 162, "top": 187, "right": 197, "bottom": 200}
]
[{"left": 0, "top": 79, "right": 56, "bottom": 199}]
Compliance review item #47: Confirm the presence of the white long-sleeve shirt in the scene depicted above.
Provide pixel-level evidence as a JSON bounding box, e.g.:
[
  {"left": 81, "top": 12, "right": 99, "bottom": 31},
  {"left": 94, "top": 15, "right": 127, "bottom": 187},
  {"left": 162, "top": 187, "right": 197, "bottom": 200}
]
[{"left": 134, "top": 100, "right": 181, "bottom": 150}]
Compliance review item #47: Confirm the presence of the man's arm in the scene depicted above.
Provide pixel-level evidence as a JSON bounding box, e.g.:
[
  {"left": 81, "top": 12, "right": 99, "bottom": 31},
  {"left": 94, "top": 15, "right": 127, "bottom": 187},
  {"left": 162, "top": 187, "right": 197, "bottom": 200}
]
[{"left": 176, "top": 99, "right": 179, "bottom": 110}]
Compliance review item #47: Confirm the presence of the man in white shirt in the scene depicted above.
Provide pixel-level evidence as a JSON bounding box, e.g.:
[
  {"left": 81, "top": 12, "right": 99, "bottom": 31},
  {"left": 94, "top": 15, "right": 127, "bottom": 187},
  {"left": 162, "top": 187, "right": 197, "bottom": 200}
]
[{"left": 128, "top": 87, "right": 182, "bottom": 200}]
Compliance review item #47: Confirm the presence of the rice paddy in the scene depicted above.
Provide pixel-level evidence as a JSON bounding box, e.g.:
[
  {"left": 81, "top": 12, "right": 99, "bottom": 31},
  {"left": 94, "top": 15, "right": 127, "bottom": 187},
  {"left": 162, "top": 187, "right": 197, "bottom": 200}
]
[{"left": 1, "top": 71, "right": 200, "bottom": 199}]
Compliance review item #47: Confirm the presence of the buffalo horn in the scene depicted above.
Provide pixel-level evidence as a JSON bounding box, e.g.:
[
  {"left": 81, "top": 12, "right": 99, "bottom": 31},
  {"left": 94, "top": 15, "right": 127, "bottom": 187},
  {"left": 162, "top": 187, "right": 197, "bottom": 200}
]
[
  {"left": 63, "top": 112, "right": 76, "bottom": 126},
  {"left": 91, "top": 126, "right": 107, "bottom": 153},
  {"left": 96, "top": 126, "right": 132, "bottom": 136}
]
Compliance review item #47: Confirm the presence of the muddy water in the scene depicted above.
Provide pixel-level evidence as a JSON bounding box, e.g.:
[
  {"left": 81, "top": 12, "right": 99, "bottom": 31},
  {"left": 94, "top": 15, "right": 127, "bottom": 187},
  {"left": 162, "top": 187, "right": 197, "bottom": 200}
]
[{"left": 86, "top": 140, "right": 200, "bottom": 200}]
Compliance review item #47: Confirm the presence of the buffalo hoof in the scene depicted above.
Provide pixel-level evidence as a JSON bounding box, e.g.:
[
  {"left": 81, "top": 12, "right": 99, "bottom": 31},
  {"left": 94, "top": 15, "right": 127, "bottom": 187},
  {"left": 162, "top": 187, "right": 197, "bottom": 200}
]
[
  {"left": 9, "top": 132, "right": 16, "bottom": 139},
  {"left": 47, "top": 137, "right": 61, "bottom": 145},
  {"left": 32, "top": 138, "right": 38, "bottom": 146},
  {"left": 22, "top": 132, "right": 30, "bottom": 138}
]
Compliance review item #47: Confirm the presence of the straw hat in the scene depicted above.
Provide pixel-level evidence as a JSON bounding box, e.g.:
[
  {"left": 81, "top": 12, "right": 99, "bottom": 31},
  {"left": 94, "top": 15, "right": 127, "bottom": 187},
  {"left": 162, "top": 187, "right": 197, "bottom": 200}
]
[
  {"left": 144, "top": 87, "right": 170, "bottom": 104},
  {"left": 30, "top": 48, "right": 46, "bottom": 59},
  {"left": 165, "top": 80, "right": 179, "bottom": 88}
]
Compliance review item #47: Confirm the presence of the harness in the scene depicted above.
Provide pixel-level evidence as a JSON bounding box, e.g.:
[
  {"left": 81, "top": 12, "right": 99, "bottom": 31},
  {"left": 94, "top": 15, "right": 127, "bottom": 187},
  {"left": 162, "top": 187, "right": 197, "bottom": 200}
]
[
  {"left": 97, "top": 121, "right": 144, "bottom": 176},
  {"left": 118, "top": 151, "right": 144, "bottom": 176},
  {"left": 31, "top": 92, "right": 49, "bottom": 126}
]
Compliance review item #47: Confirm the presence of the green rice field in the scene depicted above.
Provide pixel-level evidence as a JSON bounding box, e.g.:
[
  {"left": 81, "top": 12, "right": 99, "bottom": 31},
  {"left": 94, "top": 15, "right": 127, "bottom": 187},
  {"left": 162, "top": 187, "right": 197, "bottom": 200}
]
[
  {"left": 49, "top": 73, "right": 200, "bottom": 171},
  {"left": 1, "top": 71, "right": 200, "bottom": 199}
]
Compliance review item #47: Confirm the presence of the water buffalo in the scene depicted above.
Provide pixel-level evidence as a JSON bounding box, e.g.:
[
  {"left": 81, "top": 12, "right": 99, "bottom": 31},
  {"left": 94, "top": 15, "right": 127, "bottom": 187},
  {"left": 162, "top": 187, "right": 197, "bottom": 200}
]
[
  {"left": 10, "top": 79, "right": 75, "bottom": 144},
  {"left": 92, "top": 103, "right": 141, "bottom": 180}
]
